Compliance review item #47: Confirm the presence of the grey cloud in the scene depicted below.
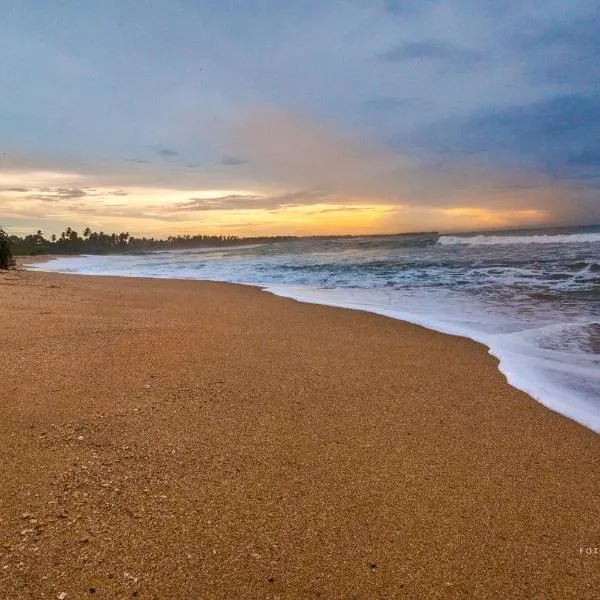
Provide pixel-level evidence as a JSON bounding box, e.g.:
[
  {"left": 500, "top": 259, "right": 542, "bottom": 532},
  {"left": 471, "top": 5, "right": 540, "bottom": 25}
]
[
  {"left": 176, "top": 194, "right": 264, "bottom": 211},
  {"left": 127, "top": 158, "right": 151, "bottom": 164},
  {"left": 411, "top": 94, "right": 600, "bottom": 183},
  {"left": 27, "top": 187, "right": 89, "bottom": 202},
  {"left": 221, "top": 155, "right": 247, "bottom": 166},
  {"left": 175, "top": 190, "right": 331, "bottom": 212},
  {"left": 363, "top": 96, "right": 431, "bottom": 114},
  {"left": 309, "top": 206, "right": 392, "bottom": 214},
  {"left": 377, "top": 41, "right": 483, "bottom": 70},
  {"left": 26, "top": 187, "right": 129, "bottom": 202},
  {"left": 383, "top": 0, "right": 438, "bottom": 15},
  {"left": 158, "top": 148, "right": 179, "bottom": 158},
  {"left": 65, "top": 205, "right": 99, "bottom": 214},
  {"left": 514, "top": 13, "right": 600, "bottom": 89},
  {"left": 3, "top": 0, "right": 600, "bottom": 231}
]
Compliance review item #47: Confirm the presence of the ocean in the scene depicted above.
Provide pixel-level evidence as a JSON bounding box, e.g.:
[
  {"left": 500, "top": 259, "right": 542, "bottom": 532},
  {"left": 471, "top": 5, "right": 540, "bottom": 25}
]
[{"left": 31, "top": 225, "right": 600, "bottom": 433}]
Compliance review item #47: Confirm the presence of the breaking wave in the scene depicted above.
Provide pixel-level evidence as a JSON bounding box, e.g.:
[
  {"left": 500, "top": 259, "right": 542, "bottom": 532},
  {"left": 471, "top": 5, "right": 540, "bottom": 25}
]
[
  {"left": 29, "top": 225, "right": 600, "bottom": 434},
  {"left": 439, "top": 232, "right": 600, "bottom": 246}
]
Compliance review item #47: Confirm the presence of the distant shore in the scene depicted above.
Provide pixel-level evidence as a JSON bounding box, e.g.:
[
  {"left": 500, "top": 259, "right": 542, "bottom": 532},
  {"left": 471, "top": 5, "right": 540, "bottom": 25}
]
[
  {"left": 1, "top": 266, "right": 599, "bottom": 598},
  {"left": 15, "top": 255, "right": 63, "bottom": 265}
]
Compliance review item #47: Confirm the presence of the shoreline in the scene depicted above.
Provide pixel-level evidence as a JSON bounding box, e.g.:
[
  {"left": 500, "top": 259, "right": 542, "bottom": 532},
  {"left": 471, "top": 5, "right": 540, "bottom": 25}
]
[
  {"left": 1, "top": 268, "right": 599, "bottom": 597},
  {"left": 22, "top": 255, "right": 600, "bottom": 435}
]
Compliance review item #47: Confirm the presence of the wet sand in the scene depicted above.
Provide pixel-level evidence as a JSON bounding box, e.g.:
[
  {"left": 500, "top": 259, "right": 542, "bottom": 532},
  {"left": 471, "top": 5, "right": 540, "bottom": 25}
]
[{"left": 1, "top": 265, "right": 599, "bottom": 599}]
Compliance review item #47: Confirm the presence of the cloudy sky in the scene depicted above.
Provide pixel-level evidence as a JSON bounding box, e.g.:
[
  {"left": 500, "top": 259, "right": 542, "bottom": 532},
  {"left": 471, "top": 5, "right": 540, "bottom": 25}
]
[{"left": 1, "top": 0, "right": 599, "bottom": 236}]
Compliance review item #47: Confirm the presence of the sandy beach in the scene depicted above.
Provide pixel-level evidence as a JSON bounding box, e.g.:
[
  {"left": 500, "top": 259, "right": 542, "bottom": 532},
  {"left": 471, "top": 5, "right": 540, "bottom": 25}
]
[{"left": 1, "top": 265, "right": 599, "bottom": 599}]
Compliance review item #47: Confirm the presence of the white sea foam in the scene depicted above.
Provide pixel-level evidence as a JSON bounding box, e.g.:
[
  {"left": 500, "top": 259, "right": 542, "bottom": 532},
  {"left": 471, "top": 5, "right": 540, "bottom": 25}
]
[
  {"left": 259, "top": 284, "right": 600, "bottom": 433},
  {"left": 29, "top": 231, "right": 600, "bottom": 434},
  {"left": 439, "top": 232, "right": 600, "bottom": 246}
]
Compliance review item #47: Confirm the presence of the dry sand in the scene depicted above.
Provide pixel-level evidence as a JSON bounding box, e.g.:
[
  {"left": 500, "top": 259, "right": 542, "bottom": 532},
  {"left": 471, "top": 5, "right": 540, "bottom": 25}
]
[{"left": 0, "top": 265, "right": 599, "bottom": 599}]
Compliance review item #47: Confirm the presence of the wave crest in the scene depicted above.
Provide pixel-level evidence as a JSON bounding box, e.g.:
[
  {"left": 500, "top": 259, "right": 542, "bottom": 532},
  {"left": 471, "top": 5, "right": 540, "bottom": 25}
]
[{"left": 438, "top": 233, "right": 600, "bottom": 246}]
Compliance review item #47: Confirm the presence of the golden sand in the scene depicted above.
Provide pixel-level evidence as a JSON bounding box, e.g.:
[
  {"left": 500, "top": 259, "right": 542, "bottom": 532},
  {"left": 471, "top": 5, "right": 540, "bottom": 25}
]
[{"left": 1, "top": 265, "right": 599, "bottom": 598}]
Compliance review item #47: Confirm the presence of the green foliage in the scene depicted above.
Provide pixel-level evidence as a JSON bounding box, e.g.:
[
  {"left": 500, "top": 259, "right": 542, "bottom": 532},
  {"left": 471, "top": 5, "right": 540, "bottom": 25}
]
[
  {"left": 6, "top": 227, "right": 297, "bottom": 256},
  {"left": 0, "top": 228, "right": 14, "bottom": 269}
]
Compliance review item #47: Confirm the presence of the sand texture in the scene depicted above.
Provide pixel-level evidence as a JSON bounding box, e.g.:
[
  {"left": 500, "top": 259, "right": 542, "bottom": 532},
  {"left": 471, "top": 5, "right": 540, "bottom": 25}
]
[{"left": 0, "top": 267, "right": 599, "bottom": 599}]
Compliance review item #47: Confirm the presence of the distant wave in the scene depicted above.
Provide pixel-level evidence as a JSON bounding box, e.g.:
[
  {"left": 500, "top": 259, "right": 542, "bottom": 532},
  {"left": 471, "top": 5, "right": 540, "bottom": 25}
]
[
  {"left": 438, "top": 233, "right": 600, "bottom": 246},
  {"left": 28, "top": 230, "right": 600, "bottom": 433}
]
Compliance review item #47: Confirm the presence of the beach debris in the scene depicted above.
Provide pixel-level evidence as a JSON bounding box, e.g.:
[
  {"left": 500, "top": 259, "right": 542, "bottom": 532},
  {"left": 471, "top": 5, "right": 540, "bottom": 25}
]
[
  {"left": 58, "top": 593, "right": 67, "bottom": 600},
  {"left": 143, "top": 384, "right": 150, "bottom": 389},
  {"left": 124, "top": 572, "right": 138, "bottom": 584},
  {"left": 369, "top": 563, "right": 377, "bottom": 573}
]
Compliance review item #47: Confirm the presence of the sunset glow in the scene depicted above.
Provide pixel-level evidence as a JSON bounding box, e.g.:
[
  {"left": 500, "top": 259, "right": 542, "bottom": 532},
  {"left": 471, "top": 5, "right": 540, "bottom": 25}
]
[{"left": 1, "top": 2, "right": 597, "bottom": 237}]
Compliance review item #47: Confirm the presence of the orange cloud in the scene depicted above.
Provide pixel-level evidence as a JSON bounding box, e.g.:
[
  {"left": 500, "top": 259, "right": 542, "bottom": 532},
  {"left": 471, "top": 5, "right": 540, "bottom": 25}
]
[{"left": 2, "top": 110, "right": 597, "bottom": 236}]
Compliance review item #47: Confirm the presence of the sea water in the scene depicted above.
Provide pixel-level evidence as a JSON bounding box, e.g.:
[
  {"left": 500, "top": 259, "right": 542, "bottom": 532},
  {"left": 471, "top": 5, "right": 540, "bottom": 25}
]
[{"left": 31, "top": 225, "right": 600, "bottom": 433}]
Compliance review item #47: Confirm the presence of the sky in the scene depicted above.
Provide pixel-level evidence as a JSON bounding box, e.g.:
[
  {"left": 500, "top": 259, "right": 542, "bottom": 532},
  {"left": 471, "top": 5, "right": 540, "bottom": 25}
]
[{"left": 1, "top": 0, "right": 599, "bottom": 237}]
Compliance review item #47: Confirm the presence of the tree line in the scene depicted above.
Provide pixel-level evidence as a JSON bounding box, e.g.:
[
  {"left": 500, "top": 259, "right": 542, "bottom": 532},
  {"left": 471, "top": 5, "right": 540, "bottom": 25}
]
[
  {"left": 0, "top": 228, "right": 13, "bottom": 269},
  {"left": 2, "top": 226, "right": 298, "bottom": 260}
]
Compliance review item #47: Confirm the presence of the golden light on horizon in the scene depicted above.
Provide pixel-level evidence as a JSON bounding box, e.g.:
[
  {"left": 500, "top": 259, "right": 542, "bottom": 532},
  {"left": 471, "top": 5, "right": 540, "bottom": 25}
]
[
  {"left": 441, "top": 207, "right": 548, "bottom": 229},
  {"left": 0, "top": 166, "right": 565, "bottom": 238}
]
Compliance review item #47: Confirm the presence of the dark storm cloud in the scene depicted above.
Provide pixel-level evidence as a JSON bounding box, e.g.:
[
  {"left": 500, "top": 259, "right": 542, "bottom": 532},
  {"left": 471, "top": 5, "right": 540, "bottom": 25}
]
[
  {"left": 514, "top": 12, "right": 600, "bottom": 88},
  {"left": 2, "top": 0, "right": 600, "bottom": 230},
  {"left": 413, "top": 94, "right": 600, "bottom": 183}
]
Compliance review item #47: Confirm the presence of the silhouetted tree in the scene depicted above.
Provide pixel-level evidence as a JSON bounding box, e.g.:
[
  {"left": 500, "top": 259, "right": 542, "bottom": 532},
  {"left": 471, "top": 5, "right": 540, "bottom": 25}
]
[
  {"left": 0, "top": 228, "right": 14, "bottom": 269},
  {"left": 6, "top": 226, "right": 298, "bottom": 256}
]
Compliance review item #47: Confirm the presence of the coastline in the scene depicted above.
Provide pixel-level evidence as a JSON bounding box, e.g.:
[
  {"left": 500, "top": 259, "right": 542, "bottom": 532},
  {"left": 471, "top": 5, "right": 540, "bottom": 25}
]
[
  {"left": 1, "top": 268, "right": 599, "bottom": 597},
  {"left": 23, "top": 253, "right": 600, "bottom": 434}
]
